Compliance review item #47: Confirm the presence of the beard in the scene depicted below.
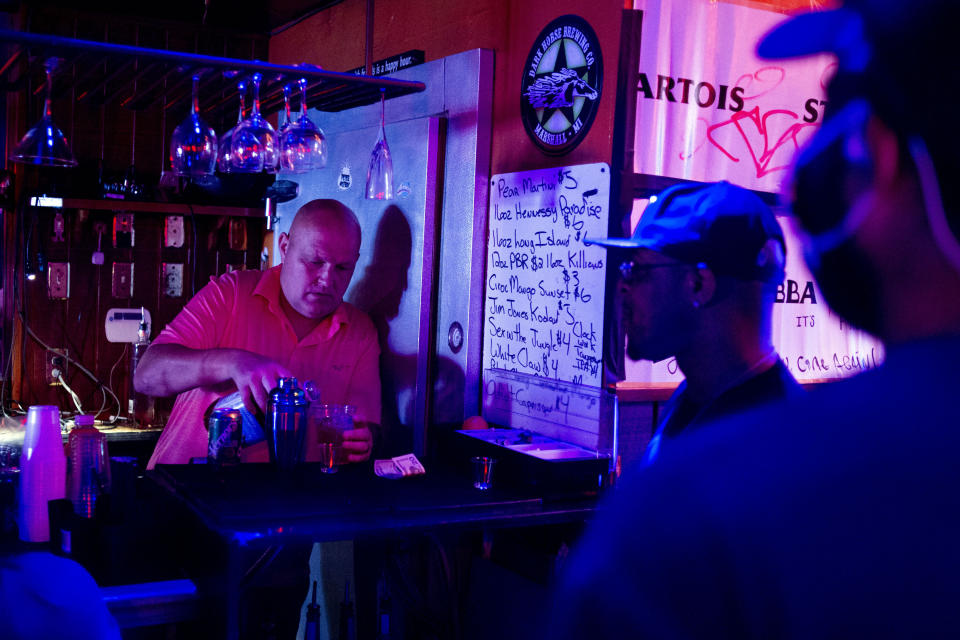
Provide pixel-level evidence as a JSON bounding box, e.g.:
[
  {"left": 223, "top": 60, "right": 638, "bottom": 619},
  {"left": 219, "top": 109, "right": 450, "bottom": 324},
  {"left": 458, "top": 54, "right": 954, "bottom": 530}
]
[
  {"left": 624, "top": 317, "right": 690, "bottom": 363},
  {"left": 807, "top": 240, "right": 884, "bottom": 337}
]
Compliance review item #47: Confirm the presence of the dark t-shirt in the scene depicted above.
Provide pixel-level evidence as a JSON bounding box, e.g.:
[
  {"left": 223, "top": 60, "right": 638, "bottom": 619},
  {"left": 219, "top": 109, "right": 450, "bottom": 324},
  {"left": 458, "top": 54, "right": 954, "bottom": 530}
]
[
  {"left": 552, "top": 337, "right": 960, "bottom": 638},
  {"left": 645, "top": 358, "right": 802, "bottom": 463}
]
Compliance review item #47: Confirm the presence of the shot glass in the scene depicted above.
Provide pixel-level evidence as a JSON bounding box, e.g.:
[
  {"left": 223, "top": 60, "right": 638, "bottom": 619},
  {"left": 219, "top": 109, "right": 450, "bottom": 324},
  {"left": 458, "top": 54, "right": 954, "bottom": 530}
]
[
  {"left": 471, "top": 456, "right": 496, "bottom": 490},
  {"left": 312, "top": 404, "right": 356, "bottom": 473}
]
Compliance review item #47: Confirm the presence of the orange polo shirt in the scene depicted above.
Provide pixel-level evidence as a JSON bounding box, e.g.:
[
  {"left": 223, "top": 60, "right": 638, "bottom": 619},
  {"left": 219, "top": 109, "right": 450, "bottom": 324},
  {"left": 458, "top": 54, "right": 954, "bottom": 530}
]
[{"left": 146, "top": 266, "right": 381, "bottom": 468}]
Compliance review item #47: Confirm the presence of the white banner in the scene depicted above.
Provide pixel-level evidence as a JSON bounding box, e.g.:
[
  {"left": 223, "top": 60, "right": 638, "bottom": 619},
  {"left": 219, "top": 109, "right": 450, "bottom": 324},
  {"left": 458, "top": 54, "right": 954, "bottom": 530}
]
[{"left": 632, "top": 0, "right": 836, "bottom": 194}]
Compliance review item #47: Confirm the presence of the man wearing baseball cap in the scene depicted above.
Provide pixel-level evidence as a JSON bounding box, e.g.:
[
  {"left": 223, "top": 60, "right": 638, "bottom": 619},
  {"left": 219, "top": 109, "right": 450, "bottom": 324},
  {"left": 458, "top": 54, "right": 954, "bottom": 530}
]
[
  {"left": 551, "top": 1, "right": 960, "bottom": 637},
  {"left": 590, "top": 180, "right": 801, "bottom": 464}
]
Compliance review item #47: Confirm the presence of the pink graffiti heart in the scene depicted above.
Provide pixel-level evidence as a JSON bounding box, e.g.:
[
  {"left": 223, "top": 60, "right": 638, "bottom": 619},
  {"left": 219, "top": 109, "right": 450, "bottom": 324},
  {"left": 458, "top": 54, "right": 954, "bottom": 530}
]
[{"left": 735, "top": 66, "right": 786, "bottom": 102}]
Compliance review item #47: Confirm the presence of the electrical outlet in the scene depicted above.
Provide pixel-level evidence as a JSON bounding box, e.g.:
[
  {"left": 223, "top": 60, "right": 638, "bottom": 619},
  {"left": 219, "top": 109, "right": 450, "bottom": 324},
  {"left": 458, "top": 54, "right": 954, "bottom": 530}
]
[
  {"left": 113, "top": 213, "right": 135, "bottom": 248},
  {"left": 47, "top": 262, "right": 70, "bottom": 299},
  {"left": 112, "top": 262, "right": 134, "bottom": 298},
  {"left": 161, "top": 263, "right": 184, "bottom": 297},
  {"left": 45, "top": 349, "right": 67, "bottom": 385},
  {"left": 164, "top": 216, "right": 185, "bottom": 248}
]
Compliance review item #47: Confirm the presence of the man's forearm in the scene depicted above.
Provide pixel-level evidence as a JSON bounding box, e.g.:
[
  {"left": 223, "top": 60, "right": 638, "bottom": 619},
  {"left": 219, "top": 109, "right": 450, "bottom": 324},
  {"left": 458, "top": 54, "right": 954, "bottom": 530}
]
[{"left": 133, "top": 343, "right": 239, "bottom": 397}]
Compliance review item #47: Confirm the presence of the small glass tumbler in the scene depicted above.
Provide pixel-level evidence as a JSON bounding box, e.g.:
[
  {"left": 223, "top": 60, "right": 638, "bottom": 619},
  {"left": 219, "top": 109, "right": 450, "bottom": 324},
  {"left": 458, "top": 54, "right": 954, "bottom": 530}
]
[
  {"left": 471, "top": 456, "right": 496, "bottom": 490},
  {"left": 312, "top": 404, "right": 356, "bottom": 474}
]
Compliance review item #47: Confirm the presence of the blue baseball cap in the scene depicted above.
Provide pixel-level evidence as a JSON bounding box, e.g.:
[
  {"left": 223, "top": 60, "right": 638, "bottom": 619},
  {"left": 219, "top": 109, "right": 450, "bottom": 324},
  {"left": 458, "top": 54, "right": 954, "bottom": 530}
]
[{"left": 587, "top": 181, "right": 785, "bottom": 284}]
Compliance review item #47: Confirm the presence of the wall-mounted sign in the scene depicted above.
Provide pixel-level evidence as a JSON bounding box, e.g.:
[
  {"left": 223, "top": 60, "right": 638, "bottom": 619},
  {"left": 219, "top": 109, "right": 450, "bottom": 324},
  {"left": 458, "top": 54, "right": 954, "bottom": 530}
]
[
  {"left": 347, "top": 50, "right": 425, "bottom": 77},
  {"left": 521, "top": 15, "right": 603, "bottom": 156},
  {"left": 632, "top": 0, "right": 836, "bottom": 194}
]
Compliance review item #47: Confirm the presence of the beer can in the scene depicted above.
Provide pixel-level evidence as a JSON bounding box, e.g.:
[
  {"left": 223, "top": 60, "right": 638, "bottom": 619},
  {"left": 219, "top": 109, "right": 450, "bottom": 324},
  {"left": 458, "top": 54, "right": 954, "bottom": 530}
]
[{"left": 208, "top": 408, "right": 242, "bottom": 465}]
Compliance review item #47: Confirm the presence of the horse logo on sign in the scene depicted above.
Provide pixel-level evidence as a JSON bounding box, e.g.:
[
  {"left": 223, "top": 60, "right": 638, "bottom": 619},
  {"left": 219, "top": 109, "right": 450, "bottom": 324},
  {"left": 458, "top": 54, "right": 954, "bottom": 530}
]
[{"left": 525, "top": 69, "right": 599, "bottom": 109}]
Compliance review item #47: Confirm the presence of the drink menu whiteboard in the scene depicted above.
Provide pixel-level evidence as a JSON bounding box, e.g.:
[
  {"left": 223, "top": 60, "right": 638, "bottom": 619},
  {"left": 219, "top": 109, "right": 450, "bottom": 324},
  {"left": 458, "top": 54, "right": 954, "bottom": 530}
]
[{"left": 482, "top": 163, "right": 610, "bottom": 387}]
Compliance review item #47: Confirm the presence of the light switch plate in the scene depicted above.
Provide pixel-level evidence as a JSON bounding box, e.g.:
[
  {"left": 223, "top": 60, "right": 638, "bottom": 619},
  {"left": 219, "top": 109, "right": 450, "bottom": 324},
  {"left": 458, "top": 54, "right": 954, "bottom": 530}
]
[
  {"left": 164, "top": 215, "right": 185, "bottom": 248},
  {"left": 44, "top": 348, "right": 67, "bottom": 385},
  {"left": 47, "top": 262, "right": 70, "bottom": 299},
  {"left": 162, "top": 263, "right": 184, "bottom": 297},
  {"left": 111, "top": 262, "right": 134, "bottom": 298}
]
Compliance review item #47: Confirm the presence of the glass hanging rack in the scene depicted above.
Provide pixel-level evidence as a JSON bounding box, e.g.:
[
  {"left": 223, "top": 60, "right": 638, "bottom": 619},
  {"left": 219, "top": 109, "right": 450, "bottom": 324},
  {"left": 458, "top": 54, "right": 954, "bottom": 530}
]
[{"left": 0, "top": 28, "right": 425, "bottom": 125}]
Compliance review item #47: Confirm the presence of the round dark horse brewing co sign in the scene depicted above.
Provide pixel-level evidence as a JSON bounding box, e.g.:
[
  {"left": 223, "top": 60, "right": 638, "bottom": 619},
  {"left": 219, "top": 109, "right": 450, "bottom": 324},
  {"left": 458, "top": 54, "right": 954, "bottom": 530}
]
[{"left": 521, "top": 15, "right": 603, "bottom": 155}]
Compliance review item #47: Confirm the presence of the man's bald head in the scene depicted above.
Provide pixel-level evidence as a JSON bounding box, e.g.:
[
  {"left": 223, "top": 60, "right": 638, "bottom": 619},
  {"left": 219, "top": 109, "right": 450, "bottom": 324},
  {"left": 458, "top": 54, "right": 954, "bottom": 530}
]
[
  {"left": 278, "top": 199, "right": 363, "bottom": 321},
  {"left": 287, "top": 199, "right": 362, "bottom": 254}
]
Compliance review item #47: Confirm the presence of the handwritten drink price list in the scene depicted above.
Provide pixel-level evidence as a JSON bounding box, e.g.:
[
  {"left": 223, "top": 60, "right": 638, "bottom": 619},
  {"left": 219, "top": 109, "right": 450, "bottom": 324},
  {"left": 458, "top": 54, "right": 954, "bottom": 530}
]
[{"left": 483, "top": 163, "right": 610, "bottom": 387}]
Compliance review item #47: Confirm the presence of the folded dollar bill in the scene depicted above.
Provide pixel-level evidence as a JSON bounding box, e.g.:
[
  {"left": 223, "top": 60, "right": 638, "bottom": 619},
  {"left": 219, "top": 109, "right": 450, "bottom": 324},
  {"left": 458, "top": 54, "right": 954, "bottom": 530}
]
[{"left": 374, "top": 453, "right": 426, "bottom": 479}]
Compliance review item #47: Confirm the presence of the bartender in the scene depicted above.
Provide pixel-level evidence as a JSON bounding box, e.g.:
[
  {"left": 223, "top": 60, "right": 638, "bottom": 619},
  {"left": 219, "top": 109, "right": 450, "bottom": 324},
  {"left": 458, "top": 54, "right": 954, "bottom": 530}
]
[
  {"left": 134, "top": 198, "right": 381, "bottom": 637},
  {"left": 135, "top": 197, "right": 382, "bottom": 467},
  {"left": 590, "top": 181, "right": 802, "bottom": 463}
]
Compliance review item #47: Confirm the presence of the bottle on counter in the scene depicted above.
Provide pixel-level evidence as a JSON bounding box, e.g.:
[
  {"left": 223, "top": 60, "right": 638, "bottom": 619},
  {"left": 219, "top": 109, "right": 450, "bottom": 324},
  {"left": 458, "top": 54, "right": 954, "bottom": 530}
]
[
  {"left": 18, "top": 405, "right": 67, "bottom": 542},
  {"left": 67, "top": 414, "right": 111, "bottom": 518},
  {"left": 304, "top": 580, "right": 321, "bottom": 640},
  {"left": 339, "top": 579, "right": 356, "bottom": 640}
]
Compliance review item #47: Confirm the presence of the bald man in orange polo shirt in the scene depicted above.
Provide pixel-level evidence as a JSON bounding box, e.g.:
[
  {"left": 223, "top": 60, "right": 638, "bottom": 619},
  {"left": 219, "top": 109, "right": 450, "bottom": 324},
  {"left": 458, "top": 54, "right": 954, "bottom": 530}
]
[
  {"left": 135, "top": 199, "right": 381, "bottom": 637},
  {"left": 136, "top": 198, "right": 381, "bottom": 468}
]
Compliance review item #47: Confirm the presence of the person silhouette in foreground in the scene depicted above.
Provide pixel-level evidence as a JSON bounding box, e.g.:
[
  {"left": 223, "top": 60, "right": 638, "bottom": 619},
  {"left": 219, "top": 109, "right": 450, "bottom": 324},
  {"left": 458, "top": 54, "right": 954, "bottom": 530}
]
[{"left": 551, "top": 0, "right": 960, "bottom": 636}]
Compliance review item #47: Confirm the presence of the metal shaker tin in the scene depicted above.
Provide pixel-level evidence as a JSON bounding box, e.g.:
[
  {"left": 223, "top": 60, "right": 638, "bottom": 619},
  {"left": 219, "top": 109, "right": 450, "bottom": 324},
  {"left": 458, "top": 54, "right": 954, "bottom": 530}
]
[
  {"left": 207, "top": 408, "right": 242, "bottom": 465},
  {"left": 265, "top": 377, "right": 309, "bottom": 469}
]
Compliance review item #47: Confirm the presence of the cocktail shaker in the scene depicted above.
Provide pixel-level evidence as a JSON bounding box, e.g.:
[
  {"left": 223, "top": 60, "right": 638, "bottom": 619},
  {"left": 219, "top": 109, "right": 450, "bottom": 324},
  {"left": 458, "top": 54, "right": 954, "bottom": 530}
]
[{"left": 265, "top": 377, "right": 309, "bottom": 469}]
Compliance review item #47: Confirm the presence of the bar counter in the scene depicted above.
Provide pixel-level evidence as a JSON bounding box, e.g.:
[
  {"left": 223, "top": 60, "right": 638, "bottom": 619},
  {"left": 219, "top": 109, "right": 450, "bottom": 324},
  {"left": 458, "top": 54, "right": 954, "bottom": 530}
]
[{"left": 145, "top": 458, "right": 599, "bottom": 637}]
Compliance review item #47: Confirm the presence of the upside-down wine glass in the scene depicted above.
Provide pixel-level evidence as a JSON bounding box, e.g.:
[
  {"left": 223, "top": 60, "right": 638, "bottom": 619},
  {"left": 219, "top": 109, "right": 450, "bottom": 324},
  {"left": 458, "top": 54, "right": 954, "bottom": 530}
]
[
  {"left": 217, "top": 80, "right": 246, "bottom": 174},
  {"left": 280, "top": 84, "right": 294, "bottom": 134},
  {"left": 231, "top": 72, "right": 278, "bottom": 173},
  {"left": 169, "top": 75, "right": 217, "bottom": 177},
  {"left": 279, "top": 78, "right": 327, "bottom": 173},
  {"left": 10, "top": 58, "right": 78, "bottom": 167},
  {"left": 365, "top": 90, "right": 392, "bottom": 200}
]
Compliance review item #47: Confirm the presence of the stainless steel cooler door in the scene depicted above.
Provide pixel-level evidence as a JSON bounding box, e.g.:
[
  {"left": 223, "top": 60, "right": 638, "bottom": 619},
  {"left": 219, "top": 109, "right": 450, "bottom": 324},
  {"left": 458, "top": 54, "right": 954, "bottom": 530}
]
[{"left": 275, "top": 116, "right": 442, "bottom": 456}]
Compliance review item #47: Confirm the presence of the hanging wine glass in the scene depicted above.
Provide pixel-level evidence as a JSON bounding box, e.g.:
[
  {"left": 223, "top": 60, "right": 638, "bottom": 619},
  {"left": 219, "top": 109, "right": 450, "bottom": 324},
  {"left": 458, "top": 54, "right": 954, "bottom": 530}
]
[
  {"left": 217, "top": 80, "right": 246, "bottom": 174},
  {"left": 280, "top": 84, "right": 294, "bottom": 135},
  {"left": 365, "top": 90, "right": 393, "bottom": 200},
  {"left": 10, "top": 58, "right": 78, "bottom": 167},
  {"left": 231, "top": 72, "right": 278, "bottom": 173},
  {"left": 279, "top": 78, "right": 328, "bottom": 173},
  {"left": 169, "top": 75, "right": 217, "bottom": 177}
]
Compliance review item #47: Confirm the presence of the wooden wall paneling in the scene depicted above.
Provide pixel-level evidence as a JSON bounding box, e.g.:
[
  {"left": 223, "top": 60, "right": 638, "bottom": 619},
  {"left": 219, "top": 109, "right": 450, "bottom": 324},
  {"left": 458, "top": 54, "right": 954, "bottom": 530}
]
[
  {"left": 4, "top": 7, "right": 271, "bottom": 422},
  {"left": 12, "top": 205, "right": 264, "bottom": 424}
]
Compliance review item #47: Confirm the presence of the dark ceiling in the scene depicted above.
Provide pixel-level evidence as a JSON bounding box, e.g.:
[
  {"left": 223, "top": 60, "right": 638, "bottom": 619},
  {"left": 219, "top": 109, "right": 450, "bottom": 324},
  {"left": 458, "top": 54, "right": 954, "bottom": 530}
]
[{"left": 15, "top": 0, "right": 346, "bottom": 35}]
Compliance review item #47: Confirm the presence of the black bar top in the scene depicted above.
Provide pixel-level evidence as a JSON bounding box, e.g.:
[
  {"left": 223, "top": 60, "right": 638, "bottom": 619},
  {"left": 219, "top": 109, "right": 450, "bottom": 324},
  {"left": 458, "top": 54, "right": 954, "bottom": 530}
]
[{"left": 148, "top": 462, "right": 598, "bottom": 545}]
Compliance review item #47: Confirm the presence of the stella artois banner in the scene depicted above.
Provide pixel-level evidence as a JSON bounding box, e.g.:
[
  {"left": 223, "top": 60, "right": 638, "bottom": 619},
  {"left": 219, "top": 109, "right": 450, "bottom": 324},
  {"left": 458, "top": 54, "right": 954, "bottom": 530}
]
[{"left": 632, "top": 0, "right": 836, "bottom": 194}]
